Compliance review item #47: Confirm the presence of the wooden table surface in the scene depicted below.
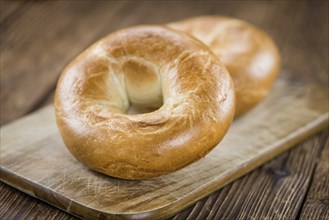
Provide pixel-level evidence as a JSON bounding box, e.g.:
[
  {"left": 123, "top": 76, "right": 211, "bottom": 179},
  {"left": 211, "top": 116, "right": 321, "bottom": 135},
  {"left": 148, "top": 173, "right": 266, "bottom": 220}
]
[{"left": 1, "top": 1, "right": 328, "bottom": 219}]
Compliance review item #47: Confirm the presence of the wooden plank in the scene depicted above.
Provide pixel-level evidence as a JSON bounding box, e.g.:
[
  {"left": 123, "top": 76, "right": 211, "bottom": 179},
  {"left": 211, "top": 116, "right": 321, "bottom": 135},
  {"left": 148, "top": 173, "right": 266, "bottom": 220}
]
[
  {"left": 1, "top": 69, "right": 328, "bottom": 219},
  {"left": 214, "top": 131, "right": 327, "bottom": 219},
  {"left": 171, "top": 130, "right": 328, "bottom": 220},
  {"left": 17, "top": 132, "right": 328, "bottom": 219},
  {"left": 300, "top": 131, "right": 329, "bottom": 220}
]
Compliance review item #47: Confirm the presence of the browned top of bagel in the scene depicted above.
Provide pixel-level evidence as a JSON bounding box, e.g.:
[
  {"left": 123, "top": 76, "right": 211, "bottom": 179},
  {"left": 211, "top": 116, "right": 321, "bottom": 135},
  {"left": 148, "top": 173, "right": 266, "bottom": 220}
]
[
  {"left": 55, "top": 25, "right": 235, "bottom": 180},
  {"left": 168, "top": 16, "right": 281, "bottom": 116}
]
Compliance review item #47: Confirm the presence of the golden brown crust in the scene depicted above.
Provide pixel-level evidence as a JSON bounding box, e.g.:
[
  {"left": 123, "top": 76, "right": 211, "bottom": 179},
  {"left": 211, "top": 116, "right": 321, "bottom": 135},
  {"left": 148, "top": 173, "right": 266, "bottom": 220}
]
[
  {"left": 168, "top": 16, "right": 281, "bottom": 116},
  {"left": 55, "top": 25, "right": 235, "bottom": 180}
]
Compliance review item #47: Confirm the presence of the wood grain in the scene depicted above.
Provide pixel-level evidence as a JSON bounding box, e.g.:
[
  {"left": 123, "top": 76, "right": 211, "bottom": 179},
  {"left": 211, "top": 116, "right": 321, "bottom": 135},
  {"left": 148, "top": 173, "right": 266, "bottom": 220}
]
[
  {"left": 1, "top": 1, "right": 328, "bottom": 219},
  {"left": 0, "top": 183, "right": 76, "bottom": 220},
  {"left": 172, "top": 130, "right": 329, "bottom": 220},
  {"left": 1, "top": 130, "right": 328, "bottom": 220},
  {"left": 300, "top": 131, "right": 329, "bottom": 220}
]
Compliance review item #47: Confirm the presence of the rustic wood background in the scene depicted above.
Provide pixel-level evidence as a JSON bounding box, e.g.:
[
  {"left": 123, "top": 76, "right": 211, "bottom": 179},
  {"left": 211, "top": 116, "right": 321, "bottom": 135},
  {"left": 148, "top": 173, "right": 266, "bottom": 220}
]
[{"left": 1, "top": 1, "right": 328, "bottom": 219}]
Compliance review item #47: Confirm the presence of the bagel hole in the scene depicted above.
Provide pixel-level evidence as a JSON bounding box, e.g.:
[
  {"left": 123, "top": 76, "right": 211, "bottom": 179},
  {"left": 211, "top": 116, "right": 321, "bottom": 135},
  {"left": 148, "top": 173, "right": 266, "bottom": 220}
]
[
  {"left": 126, "top": 103, "right": 163, "bottom": 115},
  {"left": 121, "top": 58, "right": 164, "bottom": 115}
]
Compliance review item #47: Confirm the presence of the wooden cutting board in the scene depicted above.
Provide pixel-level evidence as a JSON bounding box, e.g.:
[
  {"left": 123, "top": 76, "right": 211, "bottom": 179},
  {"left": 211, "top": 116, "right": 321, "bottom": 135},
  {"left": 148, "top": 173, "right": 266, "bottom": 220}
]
[{"left": 1, "top": 70, "right": 328, "bottom": 220}]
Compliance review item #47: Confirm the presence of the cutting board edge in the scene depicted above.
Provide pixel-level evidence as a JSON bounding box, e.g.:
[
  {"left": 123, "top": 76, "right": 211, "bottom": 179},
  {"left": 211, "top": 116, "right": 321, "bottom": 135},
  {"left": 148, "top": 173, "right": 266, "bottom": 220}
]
[
  {"left": 0, "top": 167, "right": 87, "bottom": 219},
  {"left": 1, "top": 112, "right": 328, "bottom": 220}
]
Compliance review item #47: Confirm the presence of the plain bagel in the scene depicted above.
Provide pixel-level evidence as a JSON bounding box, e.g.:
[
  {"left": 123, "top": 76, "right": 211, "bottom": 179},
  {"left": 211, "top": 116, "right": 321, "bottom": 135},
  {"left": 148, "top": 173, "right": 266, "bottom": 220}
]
[
  {"left": 168, "top": 16, "right": 281, "bottom": 116},
  {"left": 55, "top": 25, "right": 235, "bottom": 180}
]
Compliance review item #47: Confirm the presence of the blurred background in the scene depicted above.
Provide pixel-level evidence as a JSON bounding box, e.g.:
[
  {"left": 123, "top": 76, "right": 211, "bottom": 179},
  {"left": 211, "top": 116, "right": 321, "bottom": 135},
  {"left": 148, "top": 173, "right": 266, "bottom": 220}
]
[{"left": 1, "top": 0, "right": 328, "bottom": 126}]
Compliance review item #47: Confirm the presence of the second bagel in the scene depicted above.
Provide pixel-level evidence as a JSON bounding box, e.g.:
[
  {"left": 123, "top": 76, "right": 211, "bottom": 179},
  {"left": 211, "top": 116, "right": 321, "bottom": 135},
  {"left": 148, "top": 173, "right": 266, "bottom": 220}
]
[{"left": 168, "top": 16, "right": 281, "bottom": 116}]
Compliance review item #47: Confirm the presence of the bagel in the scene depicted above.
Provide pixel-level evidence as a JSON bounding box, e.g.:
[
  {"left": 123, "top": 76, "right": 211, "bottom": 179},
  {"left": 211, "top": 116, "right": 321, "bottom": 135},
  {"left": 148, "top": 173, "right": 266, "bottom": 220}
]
[
  {"left": 168, "top": 16, "right": 281, "bottom": 116},
  {"left": 55, "top": 25, "right": 235, "bottom": 180}
]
